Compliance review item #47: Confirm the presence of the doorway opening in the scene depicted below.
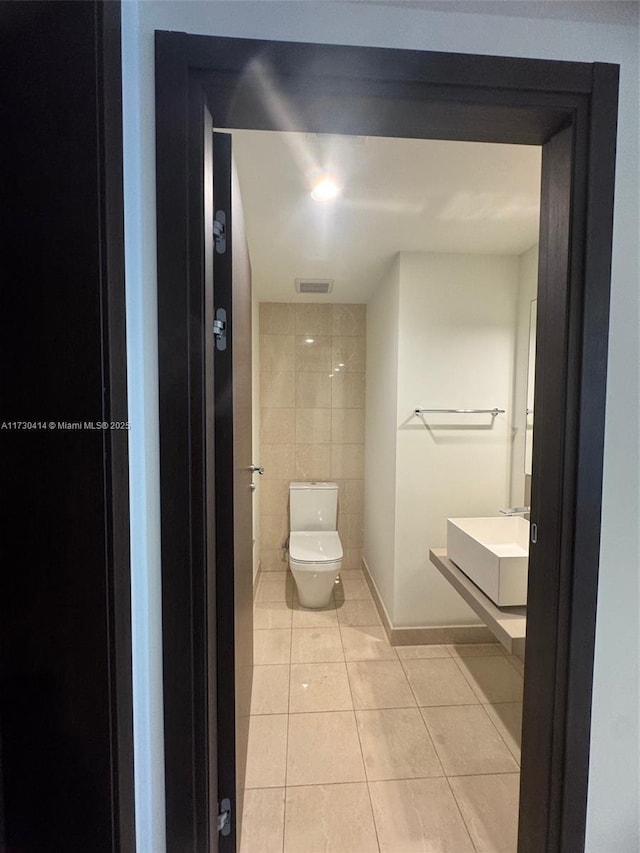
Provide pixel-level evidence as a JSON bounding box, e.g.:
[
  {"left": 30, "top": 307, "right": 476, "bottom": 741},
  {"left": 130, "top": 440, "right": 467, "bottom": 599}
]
[
  {"left": 234, "top": 127, "right": 541, "bottom": 851},
  {"left": 154, "top": 32, "right": 618, "bottom": 853}
]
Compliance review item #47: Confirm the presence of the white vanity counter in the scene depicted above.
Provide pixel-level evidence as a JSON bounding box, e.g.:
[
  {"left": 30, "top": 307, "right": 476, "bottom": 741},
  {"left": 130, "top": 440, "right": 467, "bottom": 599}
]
[{"left": 429, "top": 548, "right": 527, "bottom": 657}]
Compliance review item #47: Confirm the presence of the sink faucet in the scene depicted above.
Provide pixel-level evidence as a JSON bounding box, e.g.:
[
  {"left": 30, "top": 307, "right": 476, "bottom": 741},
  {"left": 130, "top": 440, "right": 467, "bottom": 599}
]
[{"left": 500, "top": 506, "right": 530, "bottom": 517}]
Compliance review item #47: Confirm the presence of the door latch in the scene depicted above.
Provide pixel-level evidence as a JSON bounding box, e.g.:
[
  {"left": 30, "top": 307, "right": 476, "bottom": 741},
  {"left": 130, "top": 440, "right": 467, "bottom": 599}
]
[{"left": 214, "top": 307, "right": 227, "bottom": 351}]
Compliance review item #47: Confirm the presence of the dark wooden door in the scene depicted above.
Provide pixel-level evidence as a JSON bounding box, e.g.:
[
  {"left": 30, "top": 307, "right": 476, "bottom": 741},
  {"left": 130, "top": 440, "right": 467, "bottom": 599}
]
[
  {"left": 212, "top": 133, "right": 254, "bottom": 852},
  {"left": 0, "top": 2, "right": 133, "bottom": 851}
]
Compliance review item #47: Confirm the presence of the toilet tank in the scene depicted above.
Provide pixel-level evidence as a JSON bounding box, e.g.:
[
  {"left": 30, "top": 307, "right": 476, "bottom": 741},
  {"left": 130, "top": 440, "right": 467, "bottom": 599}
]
[{"left": 289, "top": 482, "right": 338, "bottom": 531}]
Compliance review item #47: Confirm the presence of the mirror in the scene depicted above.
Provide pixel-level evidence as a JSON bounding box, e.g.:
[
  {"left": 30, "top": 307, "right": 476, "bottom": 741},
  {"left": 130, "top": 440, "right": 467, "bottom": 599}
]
[{"left": 525, "top": 298, "right": 537, "bottom": 475}]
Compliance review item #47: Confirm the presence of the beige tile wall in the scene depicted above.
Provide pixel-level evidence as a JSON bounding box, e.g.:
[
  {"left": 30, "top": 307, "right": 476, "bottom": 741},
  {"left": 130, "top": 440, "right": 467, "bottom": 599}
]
[{"left": 259, "top": 303, "right": 366, "bottom": 573}]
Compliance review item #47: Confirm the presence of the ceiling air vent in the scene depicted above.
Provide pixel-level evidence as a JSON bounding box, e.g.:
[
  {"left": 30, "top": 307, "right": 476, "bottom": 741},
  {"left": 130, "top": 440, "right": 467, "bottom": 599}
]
[{"left": 295, "top": 278, "right": 334, "bottom": 295}]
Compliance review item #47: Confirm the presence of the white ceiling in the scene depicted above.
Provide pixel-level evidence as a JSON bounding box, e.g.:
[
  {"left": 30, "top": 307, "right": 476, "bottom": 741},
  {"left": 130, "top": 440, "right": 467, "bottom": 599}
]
[{"left": 230, "top": 129, "right": 541, "bottom": 303}]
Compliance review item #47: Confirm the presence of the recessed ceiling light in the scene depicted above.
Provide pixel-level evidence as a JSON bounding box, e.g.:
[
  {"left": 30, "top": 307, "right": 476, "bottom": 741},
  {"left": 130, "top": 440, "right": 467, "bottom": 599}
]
[
  {"left": 305, "top": 338, "right": 314, "bottom": 344},
  {"left": 310, "top": 175, "right": 341, "bottom": 202}
]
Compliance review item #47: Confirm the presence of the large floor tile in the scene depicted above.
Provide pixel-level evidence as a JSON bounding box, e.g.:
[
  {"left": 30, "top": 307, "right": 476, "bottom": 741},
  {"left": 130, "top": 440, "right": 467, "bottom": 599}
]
[
  {"left": 484, "top": 702, "right": 523, "bottom": 763},
  {"left": 250, "top": 665, "right": 290, "bottom": 715},
  {"left": 291, "top": 627, "right": 344, "bottom": 663},
  {"left": 454, "top": 656, "right": 524, "bottom": 704},
  {"left": 450, "top": 773, "right": 520, "bottom": 852},
  {"left": 340, "top": 625, "right": 397, "bottom": 661},
  {"left": 421, "top": 705, "right": 519, "bottom": 776},
  {"left": 239, "top": 788, "right": 285, "bottom": 853},
  {"left": 356, "top": 707, "right": 443, "bottom": 781},
  {"left": 335, "top": 599, "right": 381, "bottom": 627},
  {"left": 284, "top": 783, "right": 378, "bottom": 853},
  {"left": 396, "top": 644, "right": 452, "bottom": 660},
  {"left": 253, "top": 600, "right": 293, "bottom": 630},
  {"left": 289, "top": 662, "right": 353, "bottom": 713},
  {"left": 286, "top": 711, "right": 365, "bottom": 785},
  {"left": 347, "top": 660, "right": 416, "bottom": 710},
  {"left": 291, "top": 600, "right": 338, "bottom": 628},
  {"left": 245, "top": 714, "right": 288, "bottom": 788},
  {"left": 402, "top": 658, "right": 478, "bottom": 707},
  {"left": 369, "top": 778, "right": 475, "bottom": 853},
  {"left": 254, "top": 629, "right": 291, "bottom": 665}
]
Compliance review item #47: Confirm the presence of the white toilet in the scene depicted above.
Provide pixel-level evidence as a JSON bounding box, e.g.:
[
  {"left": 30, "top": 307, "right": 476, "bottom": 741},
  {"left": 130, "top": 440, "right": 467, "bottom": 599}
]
[{"left": 288, "top": 481, "right": 343, "bottom": 608}]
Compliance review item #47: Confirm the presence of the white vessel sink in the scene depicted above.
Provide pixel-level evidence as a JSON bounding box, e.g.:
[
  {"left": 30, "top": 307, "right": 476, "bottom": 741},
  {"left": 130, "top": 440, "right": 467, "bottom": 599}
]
[{"left": 447, "top": 516, "right": 530, "bottom": 606}]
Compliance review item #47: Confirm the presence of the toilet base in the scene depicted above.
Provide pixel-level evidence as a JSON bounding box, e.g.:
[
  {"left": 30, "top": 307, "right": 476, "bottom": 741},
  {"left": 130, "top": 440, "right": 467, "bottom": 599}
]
[{"left": 290, "top": 559, "right": 342, "bottom": 608}]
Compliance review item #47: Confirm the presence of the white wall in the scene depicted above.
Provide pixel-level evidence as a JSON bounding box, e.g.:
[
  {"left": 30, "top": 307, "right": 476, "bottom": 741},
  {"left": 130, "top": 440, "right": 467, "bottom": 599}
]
[
  {"left": 364, "top": 256, "right": 400, "bottom": 615},
  {"left": 510, "top": 244, "right": 539, "bottom": 505},
  {"left": 393, "top": 252, "right": 519, "bottom": 626},
  {"left": 122, "top": 3, "right": 639, "bottom": 850},
  {"left": 121, "top": 6, "right": 166, "bottom": 851}
]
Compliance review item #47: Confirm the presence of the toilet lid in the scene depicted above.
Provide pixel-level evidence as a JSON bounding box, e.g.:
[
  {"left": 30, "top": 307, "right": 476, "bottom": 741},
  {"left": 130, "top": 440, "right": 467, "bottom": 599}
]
[{"left": 289, "top": 531, "right": 343, "bottom": 562}]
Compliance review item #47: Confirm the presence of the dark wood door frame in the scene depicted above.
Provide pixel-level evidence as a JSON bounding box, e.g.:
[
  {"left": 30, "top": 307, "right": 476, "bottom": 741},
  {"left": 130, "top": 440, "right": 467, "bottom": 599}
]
[{"left": 155, "top": 33, "right": 618, "bottom": 853}]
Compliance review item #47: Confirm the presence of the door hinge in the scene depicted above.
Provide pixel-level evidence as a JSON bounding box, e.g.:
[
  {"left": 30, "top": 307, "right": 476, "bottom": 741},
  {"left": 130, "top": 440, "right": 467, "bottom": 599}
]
[
  {"left": 217, "top": 798, "right": 231, "bottom": 836},
  {"left": 214, "top": 210, "right": 226, "bottom": 254},
  {"left": 214, "top": 307, "right": 227, "bottom": 351}
]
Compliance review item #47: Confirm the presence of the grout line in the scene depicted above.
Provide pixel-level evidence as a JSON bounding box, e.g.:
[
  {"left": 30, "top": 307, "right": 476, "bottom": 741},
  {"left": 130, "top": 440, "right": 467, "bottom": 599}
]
[
  {"left": 283, "top": 779, "right": 384, "bottom": 791},
  {"left": 448, "top": 649, "right": 497, "bottom": 704},
  {"left": 398, "top": 658, "right": 421, "bottom": 709},
  {"left": 286, "top": 702, "right": 424, "bottom": 714},
  {"left": 444, "top": 769, "right": 521, "bottom": 778},
  {"left": 443, "top": 773, "right": 480, "bottom": 853},
  {"left": 504, "top": 653, "right": 526, "bottom": 677},
  {"left": 245, "top": 768, "right": 522, "bottom": 794},
  {"left": 449, "top": 656, "right": 524, "bottom": 760},
  {"left": 418, "top": 702, "right": 519, "bottom": 781},
  {"left": 418, "top": 700, "right": 509, "bottom": 711},
  {"left": 358, "top": 671, "right": 450, "bottom": 783},
  {"left": 411, "top": 698, "right": 446, "bottom": 779},
  {"left": 282, "top": 604, "right": 292, "bottom": 853},
  {"left": 274, "top": 769, "right": 521, "bottom": 794},
  {"left": 419, "top": 707, "right": 454, "bottom": 777},
  {"left": 481, "top": 702, "right": 522, "bottom": 766},
  {"left": 436, "top": 696, "right": 520, "bottom": 771},
  {"left": 398, "top": 657, "right": 480, "bottom": 708},
  {"left": 340, "top": 616, "right": 382, "bottom": 853}
]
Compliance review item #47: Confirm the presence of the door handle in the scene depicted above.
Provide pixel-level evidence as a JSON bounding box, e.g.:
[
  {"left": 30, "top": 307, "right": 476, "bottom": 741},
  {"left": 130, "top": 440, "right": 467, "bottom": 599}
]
[{"left": 250, "top": 464, "right": 264, "bottom": 475}]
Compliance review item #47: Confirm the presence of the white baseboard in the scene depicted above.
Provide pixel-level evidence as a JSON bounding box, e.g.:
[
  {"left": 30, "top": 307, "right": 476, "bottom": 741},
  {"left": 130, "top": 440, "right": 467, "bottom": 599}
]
[{"left": 361, "top": 557, "right": 494, "bottom": 647}]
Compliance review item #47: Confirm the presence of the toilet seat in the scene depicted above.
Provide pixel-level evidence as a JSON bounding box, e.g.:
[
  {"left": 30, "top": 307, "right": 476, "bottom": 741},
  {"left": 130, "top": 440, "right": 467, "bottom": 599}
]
[{"left": 289, "top": 530, "right": 343, "bottom": 563}]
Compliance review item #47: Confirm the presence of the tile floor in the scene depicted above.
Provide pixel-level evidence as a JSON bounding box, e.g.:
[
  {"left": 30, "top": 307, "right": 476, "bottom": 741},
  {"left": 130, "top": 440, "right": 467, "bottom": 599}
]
[{"left": 241, "top": 568, "right": 524, "bottom": 853}]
